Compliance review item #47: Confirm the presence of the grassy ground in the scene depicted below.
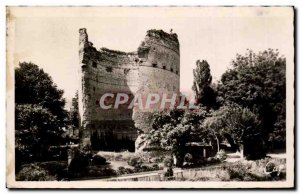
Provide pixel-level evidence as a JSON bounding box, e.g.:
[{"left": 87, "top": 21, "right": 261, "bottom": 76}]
[
  {"left": 16, "top": 150, "right": 286, "bottom": 181},
  {"left": 183, "top": 157, "right": 286, "bottom": 181}
]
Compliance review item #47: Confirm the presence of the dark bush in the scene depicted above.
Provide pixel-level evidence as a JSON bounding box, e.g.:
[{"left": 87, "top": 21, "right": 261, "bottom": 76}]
[
  {"left": 184, "top": 153, "right": 193, "bottom": 163},
  {"left": 86, "top": 166, "right": 117, "bottom": 178},
  {"left": 128, "top": 156, "right": 142, "bottom": 167},
  {"left": 117, "top": 167, "right": 135, "bottom": 175},
  {"left": 47, "top": 146, "right": 68, "bottom": 161},
  {"left": 164, "top": 167, "right": 174, "bottom": 177},
  {"left": 163, "top": 156, "right": 173, "bottom": 167},
  {"left": 152, "top": 164, "right": 159, "bottom": 170},
  {"left": 92, "top": 155, "right": 107, "bottom": 165},
  {"left": 68, "top": 147, "right": 92, "bottom": 177},
  {"left": 227, "top": 163, "right": 247, "bottom": 180},
  {"left": 38, "top": 161, "right": 68, "bottom": 180},
  {"left": 16, "top": 163, "right": 56, "bottom": 181}
]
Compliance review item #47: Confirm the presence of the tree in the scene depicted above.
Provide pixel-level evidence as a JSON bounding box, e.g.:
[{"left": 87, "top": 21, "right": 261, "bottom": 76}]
[
  {"left": 15, "top": 104, "right": 63, "bottom": 170},
  {"left": 203, "top": 104, "right": 266, "bottom": 160},
  {"left": 15, "top": 62, "right": 67, "bottom": 125},
  {"left": 15, "top": 62, "right": 67, "bottom": 167},
  {"left": 70, "top": 91, "right": 80, "bottom": 128},
  {"left": 217, "top": 49, "right": 286, "bottom": 149},
  {"left": 147, "top": 108, "right": 214, "bottom": 166},
  {"left": 192, "top": 60, "right": 217, "bottom": 109}
]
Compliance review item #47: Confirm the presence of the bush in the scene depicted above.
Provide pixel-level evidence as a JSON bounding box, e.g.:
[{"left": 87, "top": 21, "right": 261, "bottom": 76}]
[
  {"left": 164, "top": 167, "right": 174, "bottom": 177},
  {"left": 92, "top": 155, "right": 107, "bottom": 165},
  {"left": 117, "top": 167, "right": 134, "bottom": 175},
  {"left": 152, "top": 164, "right": 159, "bottom": 170},
  {"left": 163, "top": 156, "right": 173, "bottom": 167},
  {"left": 47, "top": 146, "right": 68, "bottom": 161},
  {"left": 86, "top": 166, "right": 117, "bottom": 178},
  {"left": 227, "top": 163, "right": 248, "bottom": 180},
  {"left": 68, "top": 146, "right": 92, "bottom": 177},
  {"left": 128, "top": 156, "right": 142, "bottom": 167},
  {"left": 184, "top": 153, "right": 193, "bottom": 163},
  {"left": 16, "top": 163, "right": 56, "bottom": 181},
  {"left": 38, "top": 161, "right": 68, "bottom": 180}
]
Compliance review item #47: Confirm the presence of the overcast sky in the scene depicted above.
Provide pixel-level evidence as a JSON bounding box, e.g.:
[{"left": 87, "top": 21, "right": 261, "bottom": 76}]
[{"left": 10, "top": 7, "right": 294, "bottom": 108}]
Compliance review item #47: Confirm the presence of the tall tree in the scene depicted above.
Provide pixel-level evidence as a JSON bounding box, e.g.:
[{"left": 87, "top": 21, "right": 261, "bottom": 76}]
[
  {"left": 192, "top": 60, "right": 217, "bottom": 109},
  {"left": 15, "top": 62, "right": 67, "bottom": 167},
  {"left": 217, "top": 49, "right": 286, "bottom": 149},
  {"left": 15, "top": 62, "right": 67, "bottom": 125},
  {"left": 70, "top": 91, "right": 80, "bottom": 128}
]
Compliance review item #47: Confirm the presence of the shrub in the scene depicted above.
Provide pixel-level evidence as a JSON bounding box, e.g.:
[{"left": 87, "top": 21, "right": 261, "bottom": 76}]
[
  {"left": 128, "top": 156, "right": 142, "bottom": 167},
  {"left": 47, "top": 146, "right": 68, "bottom": 161},
  {"left": 141, "top": 165, "right": 152, "bottom": 172},
  {"left": 117, "top": 166, "right": 135, "bottom": 175},
  {"left": 152, "top": 164, "right": 159, "bottom": 170},
  {"left": 117, "top": 166, "right": 126, "bottom": 175},
  {"left": 92, "top": 155, "right": 107, "bottom": 165},
  {"left": 184, "top": 153, "right": 193, "bottom": 163},
  {"left": 86, "top": 166, "right": 117, "bottom": 178},
  {"left": 68, "top": 146, "right": 92, "bottom": 177},
  {"left": 164, "top": 167, "right": 174, "bottom": 177},
  {"left": 16, "top": 163, "right": 56, "bottom": 181},
  {"left": 38, "top": 161, "right": 68, "bottom": 180},
  {"left": 163, "top": 156, "right": 173, "bottom": 167},
  {"left": 227, "top": 163, "right": 248, "bottom": 180}
]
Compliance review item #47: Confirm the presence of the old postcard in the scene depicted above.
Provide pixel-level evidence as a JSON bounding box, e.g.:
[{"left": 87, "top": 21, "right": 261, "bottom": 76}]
[{"left": 6, "top": 6, "right": 294, "bottom": 188}]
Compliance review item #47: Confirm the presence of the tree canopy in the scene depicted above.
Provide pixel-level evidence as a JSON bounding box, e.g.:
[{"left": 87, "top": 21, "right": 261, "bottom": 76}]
[
  {"left": 148, "top": 108, "right": 214, "bottom": 166},
  {"left": 217, "top": 49, "right": 286, "bottom": 149},
  {"left": 15, "top": 62, "right": 67, "bottom": 125},
  {"left": 15, "top": 62, "right": 67, "bottom": 167},
  {"left": 192, "top": 60, "right": 218, "bottom": 109}
]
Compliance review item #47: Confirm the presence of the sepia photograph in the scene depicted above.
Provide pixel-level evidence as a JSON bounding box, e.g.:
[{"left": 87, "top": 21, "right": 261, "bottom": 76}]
[{"left": 6, "top": 6, "right": 294, "bottom": 188}]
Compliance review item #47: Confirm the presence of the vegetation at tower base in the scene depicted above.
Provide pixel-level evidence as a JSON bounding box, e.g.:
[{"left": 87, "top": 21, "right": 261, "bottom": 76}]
[
  {"left": 203, "top": 104, "right": 266, "bottom": 160},
  {"left": 146, "top": 107, "right": 218, "bottom": 167},
  {"left": 217, "top": 49, "right": 286, "bottom": 150},
  {"left": 15, "top": 62, "right": 67, "bottom": 171}
]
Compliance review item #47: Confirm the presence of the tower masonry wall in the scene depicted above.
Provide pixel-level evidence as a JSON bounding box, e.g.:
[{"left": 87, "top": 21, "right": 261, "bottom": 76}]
[{"left": 78, "top": 28, "right": 180, "bottom": 151}]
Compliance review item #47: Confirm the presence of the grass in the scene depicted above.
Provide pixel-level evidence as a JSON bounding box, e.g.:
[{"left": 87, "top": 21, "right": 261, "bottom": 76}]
[{"left": 184, "top": 157, "right": 286, "bottom": 181}]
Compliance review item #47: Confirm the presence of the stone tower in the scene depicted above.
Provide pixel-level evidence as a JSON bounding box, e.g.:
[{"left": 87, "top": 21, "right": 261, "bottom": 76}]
[{"left": 78, "top": 28, "right": 180, "bottom": 151}]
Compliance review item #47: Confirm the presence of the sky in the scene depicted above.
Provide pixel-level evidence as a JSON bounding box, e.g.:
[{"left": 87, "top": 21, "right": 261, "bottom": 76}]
[{"left": 10, "top": 7, "right": 294, "bottom": 109}]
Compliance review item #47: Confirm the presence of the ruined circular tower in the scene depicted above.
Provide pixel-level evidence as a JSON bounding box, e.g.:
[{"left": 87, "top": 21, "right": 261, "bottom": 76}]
[
  {"left": 134, "top": 30, "right": 180, "bottom": 133},
  {"left": 78, "top": 28, "right": 180, "bottom": 151}
]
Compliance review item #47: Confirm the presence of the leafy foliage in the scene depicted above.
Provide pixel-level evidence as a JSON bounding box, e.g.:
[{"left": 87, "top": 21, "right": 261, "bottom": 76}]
[
  {"left": 16, "top": 163, "right": 57, "bottom": 181},
  {"left": 203, "top": 104, "right": 266, "bottom": 159},
  {"left": 217, "top": 49, "right": 286, "bottom": 149},
  {"left": 127, "top": 156, "right": 143, "bottom": 167},
  {"left": 92, "top": 154, "right": 107, "bottom": 165},
  {"left": 15, "top": 62, "right": 67, "bottom": 168},
  {"left": 15, "top": 104, "right": 63, "bottom": 170},
  {"left": 15, "top": 62, "right": 67, "bottom": 125},
  {"left": 70, "top": 91, "right": 80, "bottom": 128},
  {"left": 148, "top": 108, "right": 214, "bottom": 166},
  {"left": 192, "top": 60, "right": 218, "bottom": 109}
]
